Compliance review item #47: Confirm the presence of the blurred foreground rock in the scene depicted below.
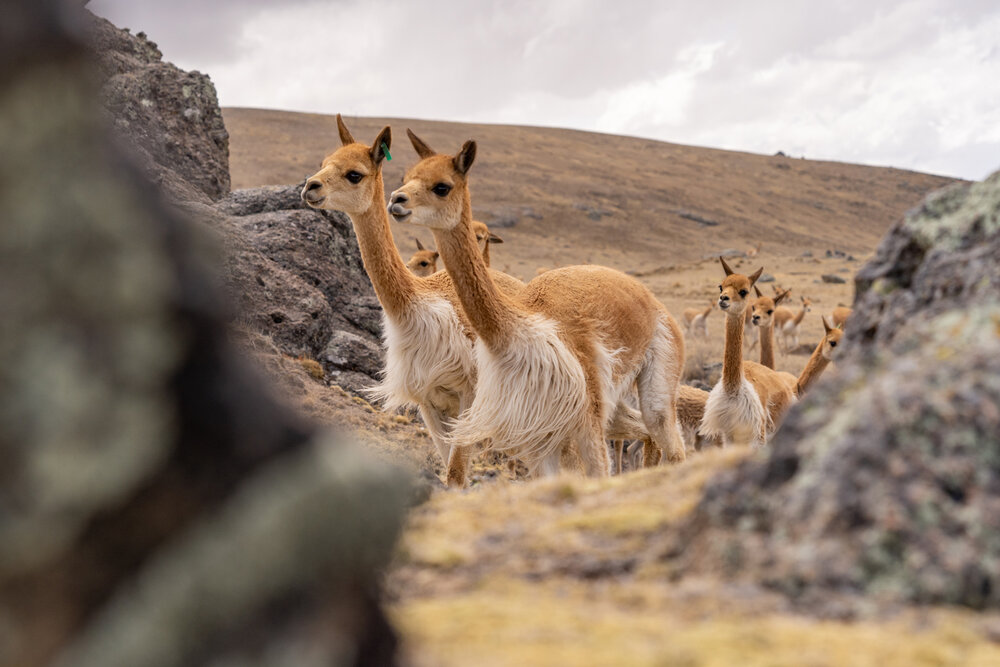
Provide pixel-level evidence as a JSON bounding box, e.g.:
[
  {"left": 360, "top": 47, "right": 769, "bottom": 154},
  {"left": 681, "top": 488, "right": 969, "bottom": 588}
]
[
  {"left": 669, "top": 171, "right": 1000, "bottom": 612},
  {"left": 0, "top": 5, "right": 409, "bottom": 666}
]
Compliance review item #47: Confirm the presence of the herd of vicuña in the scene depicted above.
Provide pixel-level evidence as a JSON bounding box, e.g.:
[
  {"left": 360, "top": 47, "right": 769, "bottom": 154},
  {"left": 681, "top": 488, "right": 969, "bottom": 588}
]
[{"left": 302, "top": 115, "right": 850, "bottom": 487}]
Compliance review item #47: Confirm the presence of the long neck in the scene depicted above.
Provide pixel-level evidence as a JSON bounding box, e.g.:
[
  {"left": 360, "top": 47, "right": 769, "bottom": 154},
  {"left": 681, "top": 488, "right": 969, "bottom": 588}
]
[
  {"left": 347, "top": 176, "right": 418, "bottom": 319},
  {"left": 432, "top": 195, "right": 519, "bottom": 351},
  {"left": 793, "top": 305, "right": 807, "bottom": 326},
  {"left": 722, "top": 312, "right": 745, "bottom": 393},
  {"left": 759, "top": 322, "right": 775, "bottom": 369},
  {"left": 795, "top": 342, "right": 829, "bottom": 395},
  {"left": 482, "top": 239, "right": 492, "bottom": 267}
]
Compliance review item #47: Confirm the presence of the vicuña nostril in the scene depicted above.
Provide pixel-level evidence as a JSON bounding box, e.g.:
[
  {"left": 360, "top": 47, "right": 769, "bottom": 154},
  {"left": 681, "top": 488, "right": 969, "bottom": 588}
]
[
  {"left": 391, "top": 192, "right": 409, "bottom": 205},
  {"left": 306, "top": 180, "right": 321, "bottom": 191}
]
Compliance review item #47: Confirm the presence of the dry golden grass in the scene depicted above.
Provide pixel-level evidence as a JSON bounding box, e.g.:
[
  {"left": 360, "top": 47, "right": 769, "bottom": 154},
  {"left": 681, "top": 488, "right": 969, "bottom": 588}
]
[
  {"left": 394, "top": 579, "right": 1000, "bottom": 667},
  {"left": 390, "top": 450, "right": 1000, "bottom": 666}
]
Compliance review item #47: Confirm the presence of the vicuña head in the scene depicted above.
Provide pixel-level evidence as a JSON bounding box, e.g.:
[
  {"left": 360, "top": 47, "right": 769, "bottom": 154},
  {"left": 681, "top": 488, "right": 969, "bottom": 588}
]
[
  {"left": 717, "top": 256, "right": 763, "bottom": 317},
  {"left": 472, "top": 220, "right": 503, "bottom": 253},
  {"left": 750, "top": 286, "right": 789, "bottom": 329},
  {"left": 388, "top": 129, "right": 474, "bottom": 230},
  {"left": 406, "top": 237, "right": 439, "bottom": 277},
  {"left": 820, "top": 316, "right": 844, "bottom": 361},
  {"left": 302, "top": 114, "right": 391, "bottom": 215}
]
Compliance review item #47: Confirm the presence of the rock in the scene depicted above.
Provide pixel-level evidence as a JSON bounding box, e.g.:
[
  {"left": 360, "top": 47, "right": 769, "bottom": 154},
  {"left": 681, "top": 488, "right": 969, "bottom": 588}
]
[
  {"left": 669, "top": 170, "right": 1000, "bottom": 612},
  {"left": 0, "top": 5, "right": 408, "bottom": 665},
  {"left": 86, "top": 16, "right": 384, "bottom": 392},
  {"left": 801, "top": 251, "right": 813, "bottom": 258},
  {"left": 821, "top": 273, "right": 847, "bottom": 283},
  {"left": 324, "top": 330, "right": 385, "bottom": 378},
  {"left": 757, "top": 273, "right": 776, "bottom": 283},
  {"left": 88, "top": 15, "right": 230, "bottom": 201},
  {"left": 707, "top": 248, "right": 746, "bottom": 259}
]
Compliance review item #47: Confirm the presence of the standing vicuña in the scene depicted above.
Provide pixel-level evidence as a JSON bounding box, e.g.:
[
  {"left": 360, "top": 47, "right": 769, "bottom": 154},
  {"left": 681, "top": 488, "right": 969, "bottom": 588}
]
[
  {"left": 389, "top": 131, "right": 687, "bottom": 476},
  {"left": 773, "top": 295, "right": 812, "bottom": 352},
  {"left": 682, "top": 302, "right": 714, "bottom": 340},
  {"left": 699, "top": 258, "right": 798, "bottom": 448}
]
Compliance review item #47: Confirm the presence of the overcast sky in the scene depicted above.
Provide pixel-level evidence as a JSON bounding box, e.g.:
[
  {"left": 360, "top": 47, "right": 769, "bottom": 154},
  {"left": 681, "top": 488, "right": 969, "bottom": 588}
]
[{"left": 89, "top": 0, "right": 1000, "bottom": 180}]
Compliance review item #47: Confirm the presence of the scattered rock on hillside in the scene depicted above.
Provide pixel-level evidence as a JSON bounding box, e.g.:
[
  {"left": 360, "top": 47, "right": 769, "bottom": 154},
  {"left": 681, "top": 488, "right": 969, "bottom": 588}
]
[
  {"left": 667, "top": 170, "right": 1000, "bottom": 613},
  {"left": 0, "top": 6, "right": 410, "bottom": 664},
  {"left": 821, "top": 273, "right": 847, "bottom": 283},
  {"left": 757, "top": 273, "right": 776, "bottom": 283}
]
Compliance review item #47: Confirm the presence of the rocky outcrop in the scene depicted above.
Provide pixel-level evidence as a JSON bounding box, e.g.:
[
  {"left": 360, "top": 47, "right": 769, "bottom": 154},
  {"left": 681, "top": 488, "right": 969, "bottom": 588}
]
[
  {"left": 0, "top": 4, "right": 408, "bottom": 666},
  {"left": 90, "top": 15, "right": 230, "bottom": 201},
  {"left": 669, "top": 171, "right": 1000, "bottom": 613},
  {"left": 86, "top": 14, "right": 385, "bottom": 395}
]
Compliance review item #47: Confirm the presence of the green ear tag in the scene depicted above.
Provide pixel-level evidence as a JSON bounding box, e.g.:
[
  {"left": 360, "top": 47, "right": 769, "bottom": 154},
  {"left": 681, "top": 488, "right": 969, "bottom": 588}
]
[{"left": 381, "top": 142, "right": 392, "bottom": 161}]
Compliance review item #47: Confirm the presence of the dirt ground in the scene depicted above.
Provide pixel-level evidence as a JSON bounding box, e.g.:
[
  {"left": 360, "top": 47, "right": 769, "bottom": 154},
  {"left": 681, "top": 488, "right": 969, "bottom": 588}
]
[{"left": 226, "top": 112, "right": 1000, "bottom": 665}]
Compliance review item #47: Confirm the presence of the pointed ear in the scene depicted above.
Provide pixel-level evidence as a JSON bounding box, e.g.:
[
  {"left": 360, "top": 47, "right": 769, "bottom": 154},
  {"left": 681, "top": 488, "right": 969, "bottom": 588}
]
[
  {"left": 748, "top": 266, "right": 764, "bottom": 285},
  {"left": 719, "top": 256, "right": 735, "bottom": 275},
  {"left": 822, "top": 316, "right": 833, "bottom": 334},
  {"left": 774, "top": 289, "right": 789, "bottom": 306},
  {"left": 454, "top": 140, "right": 477, "bottom": 175},
  {"left": 753, "top": 286, "right": 762, "bottom": 298},
  {"left": 415, "top": 237, "right": 425, "bottom": 251},
  {"left": 370, "top": 126, "right": 391, "bottom": 165},
  {"left": 336, "top": 114, "right": 355, "bottom": 146},
  {"left": 432, "top": 251, "right": 440, "bottom": 260},
  {"left": 406, "top": 129, "right": 435, "bottom": 159},
  {"left": 488, "top": 231, "right": 504, "bottom": 244}
]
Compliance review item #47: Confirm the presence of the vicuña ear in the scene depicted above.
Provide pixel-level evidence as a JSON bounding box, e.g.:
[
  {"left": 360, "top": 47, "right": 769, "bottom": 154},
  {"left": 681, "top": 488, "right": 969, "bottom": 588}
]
[
  {"left": 407, "top": 129, "right": 436, "bottom": 159},
  {"left": 822, "top": 316, "right": 833, "bottom": 334},
  {"left": 748, "top": 267, "right": 764, "bottom": 285},
  {"left": 720, "top": 256, "right": 735, "bottom": 275},
  {"left": 488, "top": 231, "right": 504, "bottom": 244},
  {"left": 454, "top": 140, "right": 477, "bottom": 175},
  {"left": 415, "top": 238, "right": 425, "bottom": 251},
  {"left": 753, "top": 286, "right": 762, "bottom": 298},
  {"left": 432, "top": 251, "right": 440, "bottom": 260},
  {"left": 370, "top": 126, "right": 391, "bottom": 165},
  {"left": 774, "top": 289, "right": 789, "bottom": 306},
  {"left": 336, "top": 114, "right": 355, "bottom": 146}
]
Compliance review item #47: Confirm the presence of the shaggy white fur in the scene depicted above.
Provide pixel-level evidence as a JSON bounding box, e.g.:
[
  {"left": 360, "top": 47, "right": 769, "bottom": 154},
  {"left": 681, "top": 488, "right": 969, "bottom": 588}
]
[
  {"left": 699, "top": 376, "right": 768, "bottom": 449},
  {"left": 366, "top": 296, "right": 476, "bottom": 455},
  {"left": 446, "top": 313, "right": 590, "bottom": 476},
  {"left": 636, "top": 316, "right": 685, "bottom": 460}
]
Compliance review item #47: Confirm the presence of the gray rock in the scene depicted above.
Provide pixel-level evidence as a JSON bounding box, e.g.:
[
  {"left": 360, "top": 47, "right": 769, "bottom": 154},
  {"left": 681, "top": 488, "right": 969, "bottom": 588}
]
[
  {"left": 324, "top": 330, "right": 385, "bottom": 377},
  {"left": 89, "top": 15, "right": 230, "bottom": 200},
  {"left": 670, "top": 169, "right": 1000, "bottom": 612},
  {"left": 757, "top": 273, "right": 776, "bottom": 283},
  {"left": 821, "top": 273, "right": 847, "bottom": 283}
]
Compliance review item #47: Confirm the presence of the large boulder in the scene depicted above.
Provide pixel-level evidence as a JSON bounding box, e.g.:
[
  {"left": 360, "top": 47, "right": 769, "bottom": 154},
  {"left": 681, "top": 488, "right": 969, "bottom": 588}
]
[
  {"left": 0, "top": 4, "right": 409, "bottom": 665},
  {"left": 89, "top": 15, "right": 230, "bottom": 201},
  {"left": 669, "top": 171, "right": 1000, "bottom": 612},
  {"left": 86, "top": 13, "right": 385, "bottom": 394}
]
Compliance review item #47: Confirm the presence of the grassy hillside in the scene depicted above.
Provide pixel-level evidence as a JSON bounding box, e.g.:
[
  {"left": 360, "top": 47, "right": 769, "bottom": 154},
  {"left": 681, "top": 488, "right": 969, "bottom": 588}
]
[{"left": 224, "top": 108, "right": 955, "bottom": 278}]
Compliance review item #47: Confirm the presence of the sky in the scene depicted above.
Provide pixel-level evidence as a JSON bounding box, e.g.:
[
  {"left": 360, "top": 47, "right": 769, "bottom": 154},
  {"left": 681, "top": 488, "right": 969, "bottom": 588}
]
[{"left": 89, "top": 0, "right": 1000, "bottom": 181}]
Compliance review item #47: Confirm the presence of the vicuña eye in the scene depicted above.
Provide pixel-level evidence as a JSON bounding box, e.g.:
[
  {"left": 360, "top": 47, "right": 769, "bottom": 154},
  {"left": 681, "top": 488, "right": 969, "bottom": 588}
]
[
  {"left": 345, "top": 171, "right": 363, "bottom": 184},
  {"left": 738, "top": 289, "right": 748, "bottom": 297},
  {"left": 432, "top": 183, "right": 452, "bottom": 197},
  {"left": 767, "top": 309, "right": 773, "bottom": 315},
  {"left": 830, "top": 341, "right": 838, "bottom": 347},
  {"left": 420, "top": 261, "right": 429, "bottom": 267}
]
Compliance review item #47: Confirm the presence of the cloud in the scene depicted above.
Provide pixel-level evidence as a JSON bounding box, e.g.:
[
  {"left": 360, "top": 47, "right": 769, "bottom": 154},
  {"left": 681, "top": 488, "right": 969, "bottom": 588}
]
[{"left": 88, "top": 0, "right": 1000, "bottom": 179}]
